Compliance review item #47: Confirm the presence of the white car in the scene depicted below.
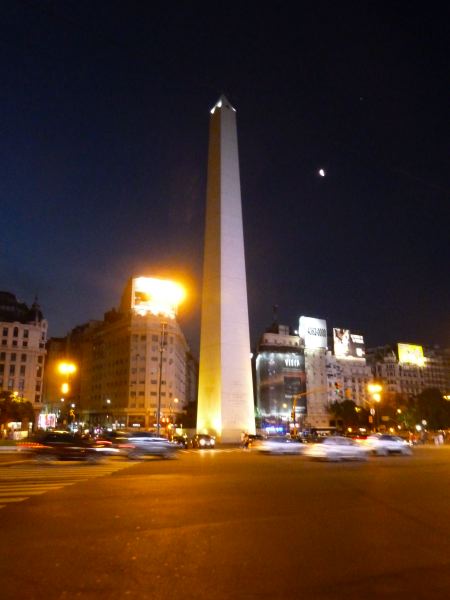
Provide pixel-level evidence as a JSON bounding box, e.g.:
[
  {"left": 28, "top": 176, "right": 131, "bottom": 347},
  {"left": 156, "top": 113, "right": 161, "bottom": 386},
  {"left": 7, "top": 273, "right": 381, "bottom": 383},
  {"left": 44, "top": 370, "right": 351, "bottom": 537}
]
[
  {"left": 125, "top": 432, "right": 179, "bottom": 459},
  {"left": 254, "top": 436, "right": 305, "bottom": 455},
  {"left": 364, "top": 434, "right": 412, "bottom": 456},
  {"left": 304, "top": 436, "right": 368, "bottom": 461}
]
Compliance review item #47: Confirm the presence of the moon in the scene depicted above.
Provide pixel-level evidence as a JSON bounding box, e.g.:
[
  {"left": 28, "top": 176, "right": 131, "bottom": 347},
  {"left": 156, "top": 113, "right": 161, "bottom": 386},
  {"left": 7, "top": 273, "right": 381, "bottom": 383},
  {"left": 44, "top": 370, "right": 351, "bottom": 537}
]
[{"left": 318, "top": 168, "right": 326, "bottom": 177}]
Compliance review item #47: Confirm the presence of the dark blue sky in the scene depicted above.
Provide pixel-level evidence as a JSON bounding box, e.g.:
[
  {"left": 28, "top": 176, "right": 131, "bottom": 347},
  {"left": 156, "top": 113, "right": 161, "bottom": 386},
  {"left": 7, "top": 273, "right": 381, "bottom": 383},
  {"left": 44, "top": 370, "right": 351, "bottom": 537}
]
[{"left": 1, "top": 1, "right": 449, "bottom": 355}]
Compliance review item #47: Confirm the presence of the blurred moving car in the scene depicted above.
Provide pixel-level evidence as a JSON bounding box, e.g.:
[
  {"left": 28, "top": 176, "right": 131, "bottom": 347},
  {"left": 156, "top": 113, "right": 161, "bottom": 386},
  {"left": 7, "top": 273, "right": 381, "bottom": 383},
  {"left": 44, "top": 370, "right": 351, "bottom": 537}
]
[
  {"left": 191, "top": 434, "right": 215, "bottom": 449},
  {"left": 304, "top": 436, "right": 368, "bottom": 461},
  {"left": 124, "top": 431, "right": 179, "bottom": 459},
  {"left": 171, "top": 434, "right": 188, "bottom": 448},
  {"left": 253, "top": 435, "right": 304, "bottom": 455},
  {"left": 364, "top": 434, "right": 412, "bottom": 456},
  {"left": 20, "top": 431, "right": 104, "bottom": 463}
]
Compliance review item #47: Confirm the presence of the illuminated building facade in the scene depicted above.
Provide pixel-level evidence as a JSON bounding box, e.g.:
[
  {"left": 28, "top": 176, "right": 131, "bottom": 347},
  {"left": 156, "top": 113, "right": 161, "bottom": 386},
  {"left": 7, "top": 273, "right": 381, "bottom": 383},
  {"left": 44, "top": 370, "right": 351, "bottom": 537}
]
[
  {"left": 325, "top": 352, "right": 372, "bottom": 407},
  {"left": 255, "top": 323, "right": 305, "bottom": 433},
  {"left": 366, "top": 344, "right": 450, "bottom": 397},
  {"left": 43, "top": 277, "right": 194, "bottom": 429},
  {"left": 197, "top": 96, "right": 255, "bottom": 442},
  {"left": 299, "top": 316, "right": 329, "bottom": 428},
  {"left": 0, "top": 292, "right": 47, "bottom": 421}
]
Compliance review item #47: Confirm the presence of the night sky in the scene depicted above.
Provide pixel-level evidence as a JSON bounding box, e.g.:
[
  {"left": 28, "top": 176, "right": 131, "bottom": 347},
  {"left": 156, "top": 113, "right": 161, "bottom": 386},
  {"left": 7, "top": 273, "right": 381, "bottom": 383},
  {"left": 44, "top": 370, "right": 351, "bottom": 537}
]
[{"left": 1, "top": 2, "right": 449, "bottom": 356}]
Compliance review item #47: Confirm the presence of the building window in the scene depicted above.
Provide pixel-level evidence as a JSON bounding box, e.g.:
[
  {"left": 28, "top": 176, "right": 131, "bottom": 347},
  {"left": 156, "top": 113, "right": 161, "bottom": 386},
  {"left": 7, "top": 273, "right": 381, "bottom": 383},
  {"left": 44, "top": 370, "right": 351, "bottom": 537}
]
[
  {"left": 21, "top": 354, "right": 26, "bottom": 362},
  {"left": 9, "top": 365, "right": 15, "bottom": 376},
  {"left": 1, "top": 340, "right": 6, "bottom": 347},
  {"left": 24, "top": 330, "right": 29, "bottom": 339},
  {"left": 11, "top": 353, "right": 16, "bottom": 362},
  {"left": 0, "top": 352, "right": 5, "bottom": 360},
  {"left": 2, "top": 328, "right": 7, "bottom": 337},
  {"left": 20, "top": 366, "right": 26, "bottom": 376},
  {"left": 13, "top": 327, "right": 18, "bottom": 337},
  {"left": 22, "top": 341, "right": 28, "bottom": 348}
]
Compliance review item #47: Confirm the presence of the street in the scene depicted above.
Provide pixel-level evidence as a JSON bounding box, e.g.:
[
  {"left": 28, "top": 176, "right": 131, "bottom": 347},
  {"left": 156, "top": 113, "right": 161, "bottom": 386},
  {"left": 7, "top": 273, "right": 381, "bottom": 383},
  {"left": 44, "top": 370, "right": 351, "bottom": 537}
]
[{"left": 1, "top": 446, "right": 449, "bottom": 599}]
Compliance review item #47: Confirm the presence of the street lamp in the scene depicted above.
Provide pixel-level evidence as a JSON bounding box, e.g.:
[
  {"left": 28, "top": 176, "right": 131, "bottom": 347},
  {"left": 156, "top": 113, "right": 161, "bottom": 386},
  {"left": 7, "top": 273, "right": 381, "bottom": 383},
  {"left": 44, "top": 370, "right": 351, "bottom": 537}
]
[{"left": 367, "top": 383, "right": 383, "bottom": 431}]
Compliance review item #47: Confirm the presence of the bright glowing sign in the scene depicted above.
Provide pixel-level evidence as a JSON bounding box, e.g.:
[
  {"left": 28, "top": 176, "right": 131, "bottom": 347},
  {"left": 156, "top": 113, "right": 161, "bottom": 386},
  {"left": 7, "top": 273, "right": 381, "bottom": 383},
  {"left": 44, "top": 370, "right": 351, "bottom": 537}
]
[
  {"left": 131, "top": 277, "right": 185, "bottom": 319},
  {"left": 333, "top": 328, "right": 366, "bottom": 360},
  {"left": 398, "top": 343, "right": 425, "bottom": 366},
  {"left": 299, "top": 316, "right": 327, "bottom": 349}
]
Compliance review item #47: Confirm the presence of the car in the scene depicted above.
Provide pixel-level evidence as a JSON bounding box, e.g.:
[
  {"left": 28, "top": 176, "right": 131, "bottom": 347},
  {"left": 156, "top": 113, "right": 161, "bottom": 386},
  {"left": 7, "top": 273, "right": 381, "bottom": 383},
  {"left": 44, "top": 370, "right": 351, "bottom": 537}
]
[
  {"left": 124, "top": 431, "right": 179, "bottom": 459},
  {"left": 94, "top": 430, "right": 132, "bottom": 455},
  {"left": 191, "top": 434, "right": 215, "bottom": 449},
  {"left": 171, "top": 434, "right": 189, "bottom": 448},
  {"left": 253, "top": 435, "right": 305, "bottom": 455},
  {"left": 304, "top": 435, "right": 368, "bottom": 461},
  {"left": 363, "top": 434, "right": 412, "bottom": 456},
  {"left": 20, "top": 430, "right": 104, "bottom": 463}
]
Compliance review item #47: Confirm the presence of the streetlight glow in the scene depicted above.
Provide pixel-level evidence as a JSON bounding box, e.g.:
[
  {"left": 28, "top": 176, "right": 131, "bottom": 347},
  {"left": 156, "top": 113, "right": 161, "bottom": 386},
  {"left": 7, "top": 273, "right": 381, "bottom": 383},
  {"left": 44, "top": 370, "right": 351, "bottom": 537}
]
[
  {"left": 368, "top": 383, "right": 382, "bottom": 394},
  {"left": 57, "top": 362, "right": 77, "bottom": 375}
]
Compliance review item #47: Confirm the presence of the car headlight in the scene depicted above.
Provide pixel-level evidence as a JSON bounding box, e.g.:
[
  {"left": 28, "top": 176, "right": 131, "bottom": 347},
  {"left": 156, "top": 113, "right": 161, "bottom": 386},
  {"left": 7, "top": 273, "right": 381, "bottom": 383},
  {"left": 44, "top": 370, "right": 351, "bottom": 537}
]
[{"left": 200, "top": 439, "right": 205, "bottom": 446}]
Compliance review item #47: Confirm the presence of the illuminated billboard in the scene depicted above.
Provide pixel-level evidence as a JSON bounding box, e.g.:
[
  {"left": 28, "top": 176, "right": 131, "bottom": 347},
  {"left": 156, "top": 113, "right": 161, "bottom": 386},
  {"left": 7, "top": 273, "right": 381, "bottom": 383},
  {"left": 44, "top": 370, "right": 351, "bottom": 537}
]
[
  {"left": 299, "top": 316, "right": 327, "bottom": 349},
  {"left": 333, "top": 328, "right": 366, "bottom": 360},
  {"left": 256, "top": 351, "right": 306, "bottom": 416},
  {"left": 131, "top": 277, "right": 185, "bottom": 319},
  {"left": 398, "top": 343, "right": 425, "bottom": 366}
]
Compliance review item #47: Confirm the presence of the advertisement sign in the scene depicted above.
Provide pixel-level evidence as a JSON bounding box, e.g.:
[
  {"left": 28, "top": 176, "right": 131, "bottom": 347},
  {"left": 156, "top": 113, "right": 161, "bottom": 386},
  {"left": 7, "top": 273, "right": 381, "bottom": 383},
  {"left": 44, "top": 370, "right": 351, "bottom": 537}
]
[
  {"left": 398, "top": 343, "right": 425, "bottom": 366},
  {"left": 131, "top": 277, "right": 185, "bottom": 319},
  {"left": 333, "top": 328, "right": 366, "bottom": 359},
  {"left": 256, "top": 351, "right": 306, "bottom": 416},
  {"left": 299, "top": 316, "right": 327, "bottom": 349}
]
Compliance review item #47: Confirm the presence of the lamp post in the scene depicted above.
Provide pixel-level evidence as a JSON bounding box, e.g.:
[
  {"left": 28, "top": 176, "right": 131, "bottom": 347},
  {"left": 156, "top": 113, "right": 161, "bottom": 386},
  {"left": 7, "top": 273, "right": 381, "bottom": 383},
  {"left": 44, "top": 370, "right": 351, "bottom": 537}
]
[
  {"left": 57, "top": 361, "right": 77, "bottom": 426},
  {"left": 367, "top": 383, "right": 383, "bottom": 431}
]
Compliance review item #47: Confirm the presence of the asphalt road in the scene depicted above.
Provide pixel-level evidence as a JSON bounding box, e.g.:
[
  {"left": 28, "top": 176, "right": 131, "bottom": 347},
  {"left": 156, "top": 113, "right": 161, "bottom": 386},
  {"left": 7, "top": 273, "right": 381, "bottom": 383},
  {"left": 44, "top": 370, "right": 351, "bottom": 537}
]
[{"left": 1, "top": 446, "right": 449, "bottom": 600}]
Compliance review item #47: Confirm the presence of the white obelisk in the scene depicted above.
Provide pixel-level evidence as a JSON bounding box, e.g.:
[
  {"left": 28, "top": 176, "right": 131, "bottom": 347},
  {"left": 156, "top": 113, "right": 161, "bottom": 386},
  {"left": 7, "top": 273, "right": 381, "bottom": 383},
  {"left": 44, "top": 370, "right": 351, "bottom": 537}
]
[{"left": 197, "top": 95, "right": 255, "bottom": 443}]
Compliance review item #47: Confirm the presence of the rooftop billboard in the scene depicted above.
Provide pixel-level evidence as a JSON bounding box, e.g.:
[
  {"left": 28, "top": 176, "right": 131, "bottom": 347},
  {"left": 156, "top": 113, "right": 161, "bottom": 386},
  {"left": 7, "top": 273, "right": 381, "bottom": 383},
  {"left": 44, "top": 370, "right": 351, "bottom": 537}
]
[
  {"left": 299, "top": 316, "right": 327, "bottom": 349},
  {"left": 333, "top": 328, "right": 366, "bottom": 360},
  {"left": 398, "top": 343, "right": 425, "bottom": 366}
]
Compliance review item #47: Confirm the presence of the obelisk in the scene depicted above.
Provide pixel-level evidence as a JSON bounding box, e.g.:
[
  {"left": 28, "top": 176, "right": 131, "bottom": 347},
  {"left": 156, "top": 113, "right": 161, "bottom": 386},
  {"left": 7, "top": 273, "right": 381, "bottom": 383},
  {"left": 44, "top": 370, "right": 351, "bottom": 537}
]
[{"left": 196, "top": 95, "right": 255, "bottom": 443}]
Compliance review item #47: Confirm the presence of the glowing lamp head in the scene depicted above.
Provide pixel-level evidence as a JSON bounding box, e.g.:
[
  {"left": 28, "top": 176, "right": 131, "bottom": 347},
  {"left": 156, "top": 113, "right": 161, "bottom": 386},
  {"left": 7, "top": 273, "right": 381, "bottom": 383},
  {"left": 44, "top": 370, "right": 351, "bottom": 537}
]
[
  {"left": 368, "top": 383, "right": 382, "bottom": 394},
  {"left": 57, "top": 362, "right": 77, "bottom": 375}
]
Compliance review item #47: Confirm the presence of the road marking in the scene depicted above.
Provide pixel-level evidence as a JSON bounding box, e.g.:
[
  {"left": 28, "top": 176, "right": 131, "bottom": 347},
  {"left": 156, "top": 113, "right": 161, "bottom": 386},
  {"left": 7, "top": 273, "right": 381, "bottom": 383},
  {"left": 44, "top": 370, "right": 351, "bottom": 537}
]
[
  {"left": 0, "top": 497, "right": 28, "bottom": 503},
  {"left": 0, "top": 460, "right": 134, "bottom": 509}
]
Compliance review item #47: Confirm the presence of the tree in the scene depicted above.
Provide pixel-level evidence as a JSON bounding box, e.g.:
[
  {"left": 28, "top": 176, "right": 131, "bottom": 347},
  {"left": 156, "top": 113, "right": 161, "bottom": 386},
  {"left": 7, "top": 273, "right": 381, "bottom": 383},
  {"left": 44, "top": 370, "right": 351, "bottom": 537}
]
[
  {"left": 0, "top": 391, "right": 35, "bottom": 428},
  {"left": 415, "top": 388, "right": 450, "bottom": 430},
  {"left": 328, "top": 400, "right": 369, "bottom": 431}
]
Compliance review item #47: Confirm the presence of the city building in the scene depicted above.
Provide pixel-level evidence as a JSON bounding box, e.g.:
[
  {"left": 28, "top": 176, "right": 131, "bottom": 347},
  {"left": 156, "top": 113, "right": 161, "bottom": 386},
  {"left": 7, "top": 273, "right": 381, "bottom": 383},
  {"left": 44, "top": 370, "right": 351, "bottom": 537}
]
[
  {"left": 42, "top": 277, "right": 194, "bottom": 429},
  {"left": 326, "top": 327, "right": 372, "bottom": 408},
  {"left": 0, "top": 292, "right": 47, "bottom": 421},
  {"left": 197, "top": 95, "right": 255, "bottom": 442},
  {"left": 366, "top": 343, "right": 450, "bottom": 398},
  {"left": 255, "top": 322, "right": 305, "bottom": 433},
  {"left": 299, "top": 316, "right": 330, "bottom": 428}
]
